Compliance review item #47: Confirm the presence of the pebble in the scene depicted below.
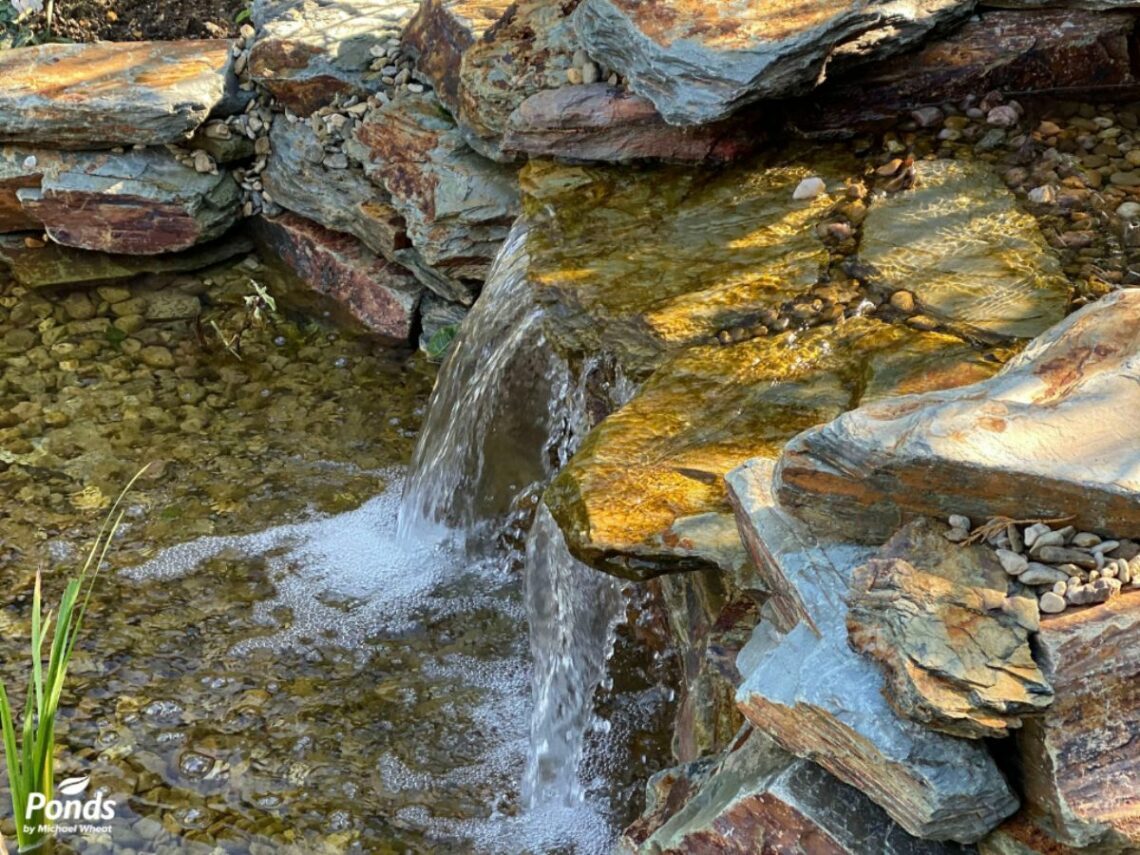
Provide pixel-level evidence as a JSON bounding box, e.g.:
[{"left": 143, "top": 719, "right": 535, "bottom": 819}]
[
  {"left": 581, "top": 61, "right": 600, "bottom": 85},
  {"left": 945, "top": 527, "right": 969, "bottom": 543},
  {"left": 1066, "top": 577, "right": 1121, "bottom": 606},
  {"left": 1116, "top": 201, "right": 1140, "bottom": 220},
  {"left": 1019, "top": 563, "right": 1069, "bottom": 586},
  {"left": 1023, "top": 523, "right": 1051, "bottom": 547},
  {"left": 1029, "top": 529, "right": 1066, "bottom": 551},
  {"left": 947, "top": 514, "right": 971, "bottom": 532},
  {"left": 566, "top": 67, "right": 583, "bottom": 85},
  {"left": 905, "top": 315, "right": 939, "bottom": 331},
  {"left": 1092, "top": 539, "right": 1120, "bottom": 555},
  {"left": 889, "top": 290, "right": 916, "bottom": 313},
  {"left": 1035, "top": 545, "right": 1097, "bottom": 569},
  {"left": 1006, "top": 523, "right": 1024, "bottom": 554},
  {"left": 139, "top": 346, "right": 175, "bottom": 369},
  {"left": 996, "top": 548, "right": 1028, "bottom": 576},
  {"left": 1039, "top": 591, "right": 1067, "bottom": 614},
  {"left": 911, "top": 106, "right": 944, "bottom": 129},
  {"left": 793, "top": 177, "right": 827, "bottom": 200},
  {"left": 1027, "top": 185, "right": 1056, "bottom": 204},
  {"left": 986, "top": 105, "right": 1020, "bottom": 128},
  {"left": 1072, "top": 532, "right": 1101, "bottom": 548}
]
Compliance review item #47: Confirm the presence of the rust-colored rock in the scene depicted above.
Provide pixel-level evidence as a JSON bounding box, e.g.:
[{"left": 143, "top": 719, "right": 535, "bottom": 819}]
[
  {"left": 1017, "top": 590, "right": 1140, "bottom": 850},
  {"left": 17, "top": 150, "right": 240, "bottom": 255},
  {"left": 0, "top": 147, "right": 51, "bottom": 233},
  {"left": 776, "top": 289, "right": 1140, "bottom": 544},
  {"left": 252, "top": 212, "right": 421, "bottom": 343},
  {"left": 847, "top": 519, "right": 1053, "bottom": 740},
  {"left": 979, "top": 813, "right": 1083, "bottom": 855},
  {"left": 0, "top": 41, "right": 235, "bottom": 148},
  {"left": 794, "top": 10, "right": 1136, "bottom": 134},
  {"left": 504, "top": 84, "right": 756, "bottom": 164}
]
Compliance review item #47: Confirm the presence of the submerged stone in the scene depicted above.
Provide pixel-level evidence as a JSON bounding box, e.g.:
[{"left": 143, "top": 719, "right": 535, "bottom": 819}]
[{"left": 859, "top": 159, "right": 1070, "bottom": 339}]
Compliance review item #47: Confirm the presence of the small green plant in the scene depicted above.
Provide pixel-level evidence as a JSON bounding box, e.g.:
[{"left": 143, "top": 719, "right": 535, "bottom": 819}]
[{"left": 0, "top": 468, "right": 146, "bottom": 854}]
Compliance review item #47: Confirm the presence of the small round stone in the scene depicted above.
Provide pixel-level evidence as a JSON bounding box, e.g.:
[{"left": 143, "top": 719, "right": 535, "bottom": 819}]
[
  {"left": 948, "top": 514, "right": 971, "bottom": 532},
  {"left": 890, "top": 290, "right": 916, "bottom": 313},
  {"left": 1039, "top": 591, "right": 1067, "bottom": 614}
]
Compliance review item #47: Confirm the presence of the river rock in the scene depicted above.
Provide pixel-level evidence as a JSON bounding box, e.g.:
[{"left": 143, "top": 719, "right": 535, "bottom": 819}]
[
  {"left": 1018, "top": 590, "right": 1140, "bottom": 849},
  {"left": 793, "top": 9, "right": 1137, "bottom": 134},
  {"left": 503, "top": 84, "right": 755, "bottom": 164},
  {"left": 846, "top": 518, "right": 1053, "bottom": 740},
  {"left": 262, "top": 118, "right": 407, "bottom": 259},
  {"left": 16, "top": 150, "right": 239, "bottom": 255},
  {"left": 626, "top": 725, "right": 973, "bottom": 854},
  {"left": 859, "top": 159, "right": 1069, "bottom": 339},
  {"left": 349, "top": 91, "right": 519, "bottom": 286},
  {"left": 248, "top": 0, "right": 417, "bottom": 114},
  {"left": 252, "top": 212, "right": 421, "bottom": 342},
  {"left": 726, "top": 458, "right": 1018, "bottom": 843},
  {"left": 776, "top": 289, "right": 1140, "bottom": 544},
  {"left": 0, "top": 40, "right": 236, "bottom": 148},
  {"left": 572, "top": 0, "right": 976, "bottom": 126},
  {"left": 0, "top": 233, "right": 252, "bottom": 288},
  {"left": 0, "top": 147, "right": 53, "bottom": 233}
]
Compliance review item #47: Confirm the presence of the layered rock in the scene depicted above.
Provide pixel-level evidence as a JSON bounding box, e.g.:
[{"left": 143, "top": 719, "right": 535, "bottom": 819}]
[
  {"left": 859, "top": 160, "right": 1070, "bottom": 339},
  {"left": 0, "top": 41, "right": 236, "bottom": 148},
  {"left": 572, "top": 0, "right": 976, "bottom": 126},
  {"left": 776, "top": 288, "right": 1140, "bottom": 544},
  {"left": 252, "top": 213, "right": 421, "bottom": 342},
  {"left": 627, "top": 726, "right": 972, "bottom": 854},
  {"left": 350, "top": 92, "right": 518, "bottom": 288},
  {"left": 503, "top": 84, "right": 755, "bottom": 164},
  {"left": 0, "top": 234, "right": 252, "bottom": 289},
  {"left": 16, "top": 150, "right": 240, "bottom": 255},
  {"left": 1018, "top": 590, "right": 1140, "bottom": 850},
  {"left": 847, "top": 518, "right": 1053, "bottom": 739},
  {"left": 249, "top": 0, "right": 417, "bottom": 114},
  {"left": 0, "top": 147, "right": 51, "bottom": 233},
  {"left": 726, "top": 457, "right": 1018, "bottom": 843}
]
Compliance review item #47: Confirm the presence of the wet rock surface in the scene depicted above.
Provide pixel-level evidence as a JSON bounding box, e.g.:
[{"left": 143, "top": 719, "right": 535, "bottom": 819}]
[
  {"left": 0, "top": 40, "right": 236, "bottom": 148},
  {"left": 776, "top": 289, "right": 1140, "bottom": 543}
]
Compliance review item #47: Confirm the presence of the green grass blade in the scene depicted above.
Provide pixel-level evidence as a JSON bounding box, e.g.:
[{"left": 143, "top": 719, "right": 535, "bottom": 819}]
[{"left": 0, "top": 682, "right": 27, "bottom": 848}]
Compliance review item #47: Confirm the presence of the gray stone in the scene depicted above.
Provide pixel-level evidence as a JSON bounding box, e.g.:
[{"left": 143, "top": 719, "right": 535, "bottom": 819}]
[{"left": 1019, "top": 563, "right": 1070, "bottom": 587}]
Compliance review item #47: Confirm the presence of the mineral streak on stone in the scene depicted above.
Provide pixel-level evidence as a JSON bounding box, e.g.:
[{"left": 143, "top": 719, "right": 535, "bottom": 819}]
[
  {"left": 0, "top": 40, "right": 236, "bottom": 148},
  {"left": 628, "top": 726, "right": 974, "bottom": 854},
  {"left": 1018, "top": 590, "right": 1140, "bottom": 850},
  {"left": 546, "top": 319, "right": 997, "bottom": 579},
  {"left": 263, "top": 118, "right": 409, "bottom": 260},
  {"left": 795, "top": 10, "right": 1136, "bottom": 133},
  {"left": 17, "top": 150, "right": 240, "bottom": 255},
  {"left": 401, "top": 0, "right": 513, "bottom": 117},
  {"left": 726, "top": 458, "right": 1019, "bottom": 843},
  {"left": 571, "top": 0, "right": 976, "bottom": 126},
  {"left": 846, "top": 519, "right": 1053, "bottom": 740},
  {"left": 503, "top": 84, "right": 756, "bottom": 164},
  {"left": 978, "top": 813, "right": 1083, "bottom": 855},
  {"left": 350, "top": 91, "right": 519, "bottom": 285},
  {"left": 252, "top": 213, "right": 422, "bottom": 343},
  {"left": 859, "top": 160, "right": 1070, "bottom": 339},
  {"left": 0, "top": 233, "right": 252, "bottom": 289},
  {"left": 776, "top": 289, "right": 1140, "bottom": 544},
  {"left": 249, "top": 0, "right": 418, "bottom": 115},
  {"left": 0, "top": 147, "right": 53, "bottom": 233}
]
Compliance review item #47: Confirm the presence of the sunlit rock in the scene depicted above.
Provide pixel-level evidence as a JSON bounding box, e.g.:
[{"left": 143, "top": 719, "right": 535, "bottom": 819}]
[
  {"left": 776, "top": 289, "right": 1140, "bottom": 544},
  {"left": 0, "top": 40, "right": 236, "bottom": 148}
]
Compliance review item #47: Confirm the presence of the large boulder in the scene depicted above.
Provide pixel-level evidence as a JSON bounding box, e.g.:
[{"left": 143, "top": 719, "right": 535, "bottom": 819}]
[
  {"left": 847, "top": 518, "right": 1053, "bottom": 739},
  {"left": 16, "top": 150, "right": 240, "bottom": 255},
  {"left": 1017, "top": 589, "right": 1140, "bottom": 850},
  {"left": 0, "top": 41, "right": 236, "bottom": 148},
  {"left": 572, "top": 0, "right": 976, "bottom": 126},
  {"left": 776, "top": 288, "right": 1140, "bottom": 543},
  {"left": 726, "top": 457, "right": 1019, "bottom": 843},
  {"left": 858, "top": 160, "right": 1070, "bottom": 340},
  {"left": 249, "top": 0, "right": 417, "bottom": 114},
  {"left": 252, "top": 213, "right": 422, "bottom": 342}
]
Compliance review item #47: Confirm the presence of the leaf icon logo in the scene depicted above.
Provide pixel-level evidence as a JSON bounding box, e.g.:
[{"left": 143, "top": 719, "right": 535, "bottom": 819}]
[{"left": 59, "top": 775, "right": 90, "bottom": 796}]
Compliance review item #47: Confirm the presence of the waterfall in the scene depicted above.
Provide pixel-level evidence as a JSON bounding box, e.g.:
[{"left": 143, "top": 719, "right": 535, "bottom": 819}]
[{"left": 522, "top": 504, "right": 625, "bottom": 809}]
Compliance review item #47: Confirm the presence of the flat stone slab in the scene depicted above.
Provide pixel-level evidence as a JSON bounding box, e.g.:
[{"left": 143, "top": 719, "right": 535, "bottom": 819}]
[
  {"left": 860, "top": 160, "right": 1070, "bottom": 339},
  {"left": 252, "top": 212, "right": 421, "bottom": 343},
  {"left": 249, "top": 0, "right": 417, "bottom": 114},
  {"left": 0, "top": 40, "right": 235, "bottom": 148},
  {"left": 727, "top": 458, "right": 1019, "bottom": 843},
  {"left": 776, "top": 288, "right": 1140, "bottom": 544},
  {"left": 0, "top": 147, "right": 51, "bottom": 233},
  {"left": 17, "top": 150, "right": 240, "bottom": 255},
  {"left": 1018, "top": 589, "right": 1140, "bottom": 850},
  {"left": 572, "top": 0, "right": 975, "bottom": 125}
]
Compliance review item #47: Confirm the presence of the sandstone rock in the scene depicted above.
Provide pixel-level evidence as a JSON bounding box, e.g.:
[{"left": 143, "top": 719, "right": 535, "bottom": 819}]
[
  {"left": 627, "top": 726, "right": 971, "bottom": 854},
  {"left": 859, "top": 160, "right": 1070, "bottom": 339},
  {"left": 262, "top": 118, "right": 407, "bottom": 258},
  {"left": 1018, "top": 590, "right": 1140, "bottom": 849},
  {"left": 503, "top": 84, "right": 755, "bottom": 164},
  {"left": 846, "top": 519, "right": 1053, "bottom": 739},
  {"left": 249, "top": 0, "right": 417, "bottom": 114},
  {"left": 0, "top": 233, "right": 252, "bottom": 289},
  {"left": 777, "top": 289, "right": 1140, "bottom": 544},
  {"left": 350, "top": 91, "right": 518, "bottom": 287},
  {"left": 794, "top": 10, "right": 1136, "bottom": 134},
  {"left": 0, "top": 41, "right": 236, "bottom": 148},
  {"left": 573, "top": 0, "right": 975, "bottom": 126},
  {"left": 16, "top": 150, "right": 239, "bottom": 255},
  {"left": 252, "top": 213, "right": 421, "bottom": 343},
  {"left": 726, "top": 458, "right": 1018, "bottom": 843}
]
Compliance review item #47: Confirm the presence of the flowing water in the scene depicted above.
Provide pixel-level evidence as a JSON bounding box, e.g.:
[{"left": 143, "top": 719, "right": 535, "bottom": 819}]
[{"left": 0, "top": 244, "right": 674, "bottom": 853}]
